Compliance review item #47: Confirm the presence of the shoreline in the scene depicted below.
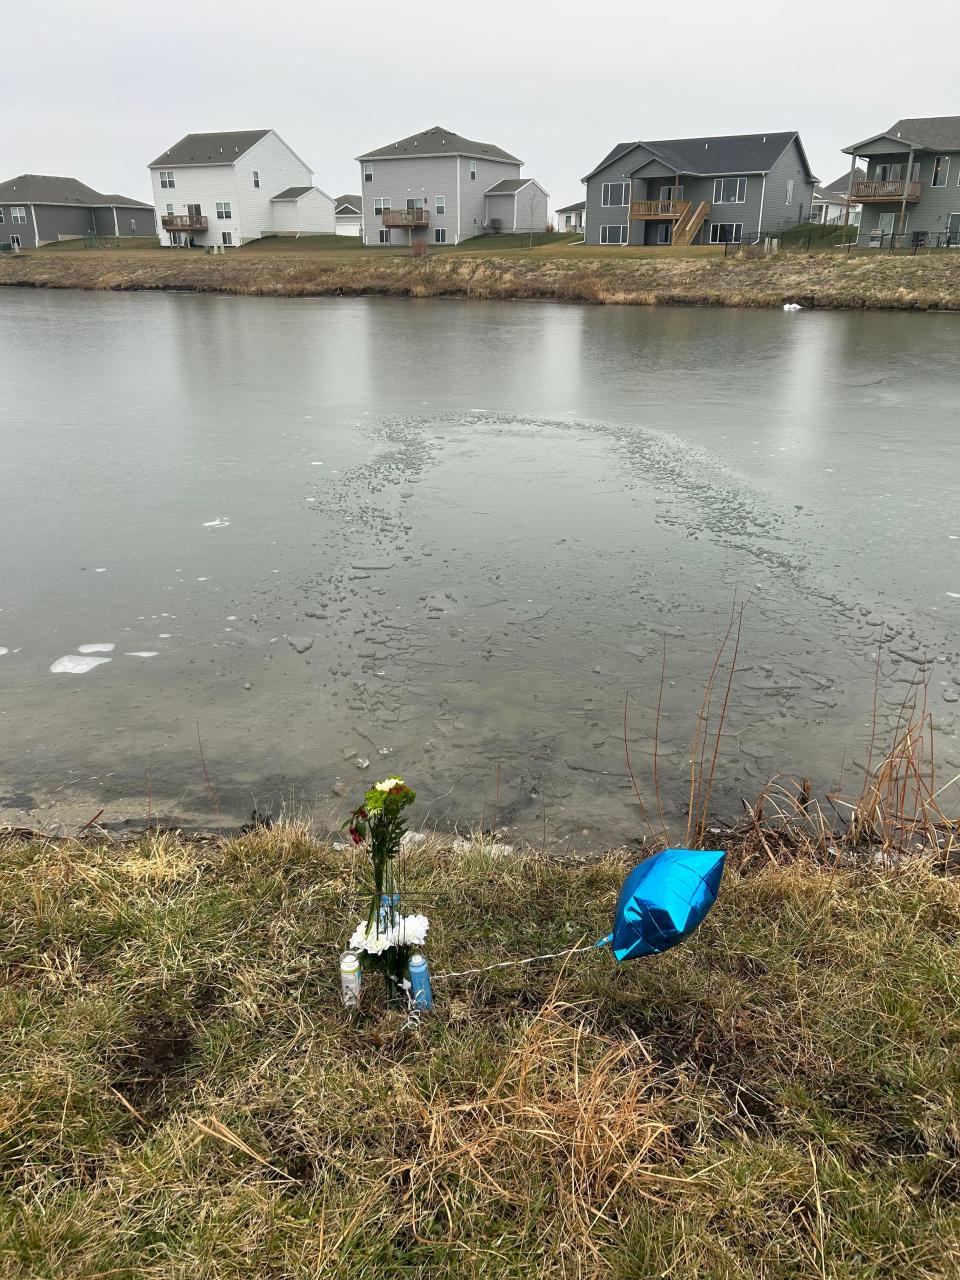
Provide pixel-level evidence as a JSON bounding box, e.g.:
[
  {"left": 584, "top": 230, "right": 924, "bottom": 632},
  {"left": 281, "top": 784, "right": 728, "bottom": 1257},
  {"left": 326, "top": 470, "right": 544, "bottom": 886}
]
[{"left": 4, "top": 246, "right": 960, "bottom": 309}]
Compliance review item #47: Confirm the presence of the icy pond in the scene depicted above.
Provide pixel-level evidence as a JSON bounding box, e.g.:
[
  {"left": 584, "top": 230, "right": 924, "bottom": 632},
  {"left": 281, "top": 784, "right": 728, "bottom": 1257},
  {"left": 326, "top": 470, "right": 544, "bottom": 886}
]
[{"left": 1, "top": 289, "right": 959, "bottom": 843}]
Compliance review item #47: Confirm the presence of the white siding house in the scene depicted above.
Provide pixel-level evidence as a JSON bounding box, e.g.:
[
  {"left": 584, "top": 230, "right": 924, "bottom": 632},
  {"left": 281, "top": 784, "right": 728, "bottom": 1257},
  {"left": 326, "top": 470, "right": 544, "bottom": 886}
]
[
  {"left": 555, "top": 201, "right": 585, "bottom": 233},
  {"left": 335, "top": 195, "right": 363, "bottom": 236},
  {"left": 356, "top": 126, "right": 548, "bottom": 246},
  {"left": 148, "top": 130, "right": 326, "bottom": 247},
  {"left": 271, "top": 187, "right": 335, "bottom": 236}
]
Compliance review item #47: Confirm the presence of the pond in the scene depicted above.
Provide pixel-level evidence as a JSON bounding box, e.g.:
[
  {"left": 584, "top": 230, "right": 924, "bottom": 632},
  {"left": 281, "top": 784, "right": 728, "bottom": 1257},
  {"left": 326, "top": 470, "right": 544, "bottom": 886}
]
[{"left": 1, "top": 290, "right": 958, "bottom": 843}]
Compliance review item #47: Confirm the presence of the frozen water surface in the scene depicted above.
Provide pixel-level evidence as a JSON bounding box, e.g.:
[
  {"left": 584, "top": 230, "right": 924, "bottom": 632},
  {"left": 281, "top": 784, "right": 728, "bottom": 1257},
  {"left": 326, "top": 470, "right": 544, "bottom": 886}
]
[{"left": 2, "top": 293, "right": 960, "bottom": 838}]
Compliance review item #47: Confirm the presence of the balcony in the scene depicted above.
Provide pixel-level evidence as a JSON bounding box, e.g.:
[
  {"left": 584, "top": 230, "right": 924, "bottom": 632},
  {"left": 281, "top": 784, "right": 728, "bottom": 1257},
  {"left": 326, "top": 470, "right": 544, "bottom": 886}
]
[
  {"left": 382, "top": 208, "right": 429, "bottom": 227},
  {"left": 161, "top": 213, "right": 208, "bottom": 231},
  {"left": 630, "top": 200, "right": 690, "bottom": 220},
  {"left": 852, "top": 180, "right": 922, "bottom": 203}
]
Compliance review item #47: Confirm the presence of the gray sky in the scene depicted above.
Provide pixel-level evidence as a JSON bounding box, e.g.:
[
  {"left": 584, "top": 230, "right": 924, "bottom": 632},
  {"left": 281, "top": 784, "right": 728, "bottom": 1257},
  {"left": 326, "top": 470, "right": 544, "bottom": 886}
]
[{"left": 5, "top": 1, "right": 960, "bottom": 213}]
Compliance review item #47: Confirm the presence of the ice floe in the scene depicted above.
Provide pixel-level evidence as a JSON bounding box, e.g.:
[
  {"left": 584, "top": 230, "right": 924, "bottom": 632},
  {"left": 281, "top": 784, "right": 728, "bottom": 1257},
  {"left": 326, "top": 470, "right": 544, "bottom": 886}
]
[
  {"left": 203, "top": 518, "right": 231, "bottom": 528},
  {"left": 125, "top": 651, "right": 158, "bottom": 658},
  {"left": 51, "top": 655, "right": 112, "bottom": 675},
  {"left": 77, "top": 643, "right": 115, "bottom": 654}
]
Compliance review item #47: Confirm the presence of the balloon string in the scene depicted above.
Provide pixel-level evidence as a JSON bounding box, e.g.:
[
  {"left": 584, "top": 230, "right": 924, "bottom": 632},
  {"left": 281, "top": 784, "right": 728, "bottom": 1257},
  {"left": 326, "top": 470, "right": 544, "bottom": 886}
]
[{"left": 431, "top": 942, "right": 600, "bottom": 982}]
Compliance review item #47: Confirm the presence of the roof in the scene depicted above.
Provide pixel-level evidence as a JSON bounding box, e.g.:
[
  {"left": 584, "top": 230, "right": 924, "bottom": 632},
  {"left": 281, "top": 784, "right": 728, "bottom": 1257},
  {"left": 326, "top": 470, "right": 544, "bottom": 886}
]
[
  {"left": 271, "top": 186, "right": 313, "bottom": 201},
  {"left": 336, "top": 194, "right": 362, "bottom": 214},
  {"left": 844, "top": 115, "right": 960, "bottom": 154},
  {"left": 149, "top": 130, "right": 272, "bottom": 168},
  {"left": 485, "top": 178, "right": 530, "bottom": 194},
  {"left": 357, "top": 125, "right": 521, "bottom": 164},
  {"left": 814, "top": 169, "right": 866, "bottom": 200},
  {"left": 555, "top": 200, "right": 585, "bottom": 213},
  {"left": 582, "top": 131, "right": 813, "bottom": 182},
  {"left": 0, "top": 174, "right": 152, "bottom": 208}
]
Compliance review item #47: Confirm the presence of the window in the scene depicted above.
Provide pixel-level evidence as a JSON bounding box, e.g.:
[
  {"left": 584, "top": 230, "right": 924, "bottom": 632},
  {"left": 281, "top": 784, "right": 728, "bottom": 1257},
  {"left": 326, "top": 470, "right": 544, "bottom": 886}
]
[
  {"left": 374, "top": 197, "right": 391, "bottom": 214},
  {"left": 600, "top": 224, "right": 627, "bottom": 244},
  {"left": 0, "top": 208, "right": 4, "bottom": 223},
  {"left": 785, "top": 179, "right": 794, "bottom": 205},
  {"left": 932, "top": 155, "right": 949, "bottom": 187},
  {"left": 187, "top": 203, "right": 202, "bottom": 218},
  {"left": 434, "top": 227, "right": 447, "bottom": 243},
  {"left": 10, "top": 234, "right": 21, "bottom": 249},
  {"left": 363, "top": 163, "right": 373, "bottom": 183},
  {"left": 11, "top": 207, "right": 26, "bottom": 223},
  {"left": 222, "top": 231, "right": 233, "bottom": 246},
  {"left": 656, "top": 224, "right": 670, "bottom": 244},
  {"left": 564, "top": 214, "right": 572, "bottom": 228},
  {"left": 165, "top": 203, "right": 174, "bottom": 215},
  {"left": 601, "top": 182, "right": 629, "bottom": 207},
  {"left": 659, "top": 184, "right": 683, "bottom": 200},
  {"left": 406, "top": 197, "right": 424, "bottom": 210},
  {"left": 469, "top": 161, "right": 477, "bottom": 180},
  {"left": 713, "top": 178, "right": 746, "bottom": 203},
  {"left": 379, "top": 228, "right": 390, "bottom": 244},
  {"left": 436, "top": 195, "right": 446, "bottom": 214},
  {"left": 159, "top": 170, "right": 175, "bottom": 189},
  {"left": 253, "top": 170, "right": 260, "bottom": 188},
  {"left": 216, "top": 201, "right": 231, "bottom": 219},
  {"left": 709, "top": 222, "right": 743, "bottom": 243}
]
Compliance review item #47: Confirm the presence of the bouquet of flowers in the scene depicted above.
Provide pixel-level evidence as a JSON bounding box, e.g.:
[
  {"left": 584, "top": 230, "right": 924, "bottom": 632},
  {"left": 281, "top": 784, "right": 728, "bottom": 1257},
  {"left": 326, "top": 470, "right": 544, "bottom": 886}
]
[{"left": 344, "top": 777, "right": 429, "bottom": 1003}]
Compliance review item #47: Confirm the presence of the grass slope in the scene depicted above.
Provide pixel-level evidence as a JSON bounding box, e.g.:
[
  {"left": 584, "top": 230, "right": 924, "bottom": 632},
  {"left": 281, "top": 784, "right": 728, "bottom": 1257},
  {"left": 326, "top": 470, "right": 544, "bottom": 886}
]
[
  {"left": 3, "top": 244, "right": 960, "bottom": 308},
  {"left": 2, "top": 826, "right": 958, "bottom": 1278}
]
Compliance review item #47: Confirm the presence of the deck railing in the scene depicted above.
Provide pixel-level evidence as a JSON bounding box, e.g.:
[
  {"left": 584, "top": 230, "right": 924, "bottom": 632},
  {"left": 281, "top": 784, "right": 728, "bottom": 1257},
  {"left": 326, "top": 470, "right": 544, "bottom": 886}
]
[
  {"left": 852, "top": 180, "right": 922, "bottom": 203},
  {"left": 161, "top": 214, "right": 209, "bottom": 231},
  {"left": 630, "top": 200, "right": 690, "bottom": 220},
  {"left": 382, "top": 208, "right": 430, "bottom": 227}
]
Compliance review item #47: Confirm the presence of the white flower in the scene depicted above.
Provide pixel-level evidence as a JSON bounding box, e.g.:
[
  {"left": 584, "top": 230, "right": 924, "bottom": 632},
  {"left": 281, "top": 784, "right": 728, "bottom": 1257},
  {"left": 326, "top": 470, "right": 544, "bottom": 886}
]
[
  {"left": 374, "top": 777, "right": 405, "bottom": 792},
  {"left": 394, "top": 914, "right": 429, "bottom": 947},
  {"left": 348, "top": 919, "right": 396, "bottom": 955}
]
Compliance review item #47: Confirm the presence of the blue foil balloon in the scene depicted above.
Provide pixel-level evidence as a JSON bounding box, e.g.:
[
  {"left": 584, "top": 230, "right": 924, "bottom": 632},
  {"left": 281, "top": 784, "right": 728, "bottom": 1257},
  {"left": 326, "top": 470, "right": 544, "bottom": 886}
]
[{"left": 598, "top": 847, "right": 725, "bottom": 961}]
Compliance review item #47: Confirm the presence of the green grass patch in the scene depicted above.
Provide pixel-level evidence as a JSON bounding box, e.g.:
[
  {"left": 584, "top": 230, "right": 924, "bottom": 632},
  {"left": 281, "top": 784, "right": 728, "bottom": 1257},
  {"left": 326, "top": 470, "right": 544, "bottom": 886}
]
[
  {"left": 239, "top": 234, "right": 367, "bottom": 252},
  {"left": 1, "top": 826, "right": 958, "bottom": 1278},
  {"left": 780, "top": 221, "right": 860, "bottom": 250}
]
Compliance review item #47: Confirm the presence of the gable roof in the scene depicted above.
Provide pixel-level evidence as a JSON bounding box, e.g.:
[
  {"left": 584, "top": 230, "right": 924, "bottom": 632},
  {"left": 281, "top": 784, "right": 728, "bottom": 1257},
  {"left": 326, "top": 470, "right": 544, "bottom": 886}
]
[
  {"left": 0, "top": 174, "right": 152, "bottom": 208},
  {"left": 844, "top": 115, "right": 960, "bottom": 154},
  {"left": 271, "top": 186, "right": 314, "bottom": 201},
  {"left": 583, "top": 131, "right": 813, "bottom": 182},
  {"left": 357, "top": 125, "right": 521, "bottom": 164},
  {"left": 336, "top": 194, "right": 362, "bottom": 214},
  {"left": 485, "top": 178, "right": 531, "bottom": 194},
  {"left": 149, "top": 130, "right": 272, "bottom": 168},
  {"left": 555, "top": 200, "right": 585, "bottom": 213}
]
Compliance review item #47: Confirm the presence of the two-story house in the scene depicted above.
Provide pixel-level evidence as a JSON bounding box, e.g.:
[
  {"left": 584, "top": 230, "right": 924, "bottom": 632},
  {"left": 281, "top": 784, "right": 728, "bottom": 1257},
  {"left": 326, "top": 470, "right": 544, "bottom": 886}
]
[
  {"left": 581, "top": 131, "right": 816, "bottom": 247},
  {"left": 842, "top": 117, "right": 960, "bottom": 245},
  {"left": 0, "top": 175, "right": 154, "bottom": 249},
  {"left": 149, "top": 130, "right": 334, "bottom": 248},
  {"left": 356, "top": 126, "right": 548, "bottom": 246}
]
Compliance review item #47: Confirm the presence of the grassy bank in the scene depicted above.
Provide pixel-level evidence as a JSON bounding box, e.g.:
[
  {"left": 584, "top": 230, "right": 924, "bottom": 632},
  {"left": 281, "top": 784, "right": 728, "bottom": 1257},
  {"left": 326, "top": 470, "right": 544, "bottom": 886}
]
[
  {"left": 2, "top": 823, "right": 958, "bottom": 1278},
  {"left": 3, "top": 241, "right": 960, "bottom": 308}
]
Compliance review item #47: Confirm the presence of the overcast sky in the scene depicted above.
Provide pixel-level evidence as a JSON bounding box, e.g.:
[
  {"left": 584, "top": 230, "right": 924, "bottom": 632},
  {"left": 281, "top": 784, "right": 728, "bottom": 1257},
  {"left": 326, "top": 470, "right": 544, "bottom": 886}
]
[{"left": 5, "top": 1, "right": 959, "bottom": 212}]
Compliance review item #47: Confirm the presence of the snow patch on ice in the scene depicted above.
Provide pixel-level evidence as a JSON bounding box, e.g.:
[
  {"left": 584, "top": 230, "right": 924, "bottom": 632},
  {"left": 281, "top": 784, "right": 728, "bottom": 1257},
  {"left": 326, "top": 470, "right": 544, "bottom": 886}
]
[
  {"left": 51, "top": 655, "right": 112, "bottom": 675},
  {"left": 125, "top": 651, "right": 158, "bottom": 658},
  {"left": 203, "top": 518, "right": 231, "bottom": 528},
  {"left": 78, "top": 643, "right": 115, "bottom": 654}
]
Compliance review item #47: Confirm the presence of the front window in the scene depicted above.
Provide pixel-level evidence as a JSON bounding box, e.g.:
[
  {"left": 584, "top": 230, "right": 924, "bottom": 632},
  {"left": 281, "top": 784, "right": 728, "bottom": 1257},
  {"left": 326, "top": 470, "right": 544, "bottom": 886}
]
[
  {"left": 379, "top": 228, "right": 390, "bottom": 244},
  {"left": 713, "top": 178, "right": 747, "bottom": 203},
  {"left": 435, "top": 228, "right": 447, "bottom": 243},
  {"left": 932, "top": 156, "right": 949, "bottom": 187},
  {"left": 601, "top": 182, "right": 629, "bottom": 207},
  {"left": 659, "top": 184, "right": 683, "bottom": 200},
  {"left": 159, "top": 170, "right": 175, "bottom": 189},
  {"left": 11, "top": 207, "right": 26, "bottom": 223},
  {"left": 436, "top": 195, "right": 446, "bottom": 214},
  {"left": 374, "top": 197, "right": 391, "bottom": 214},
  {"left": 253, "top": 170, "right": 260, "bottom": 188},
  {"left": 363, "top": 163, "right": 372, "bottom": 183},
  {"left": 785, "top": 179, "right": 794, "bottom": 205},
  {"left": 222, "top": 232, "right": 233, "bottom": 246},
  {"left": 709, "top": 222, "right": 743, "bottom": 243},
  {"left": 216, "top": 201, "right": 231, "bottom": 219},
  {"left": 469, "top": 161, "right": 477, "bottom": 180},
  {"left": 600, "top": 224, "right": 627, "bottom": 244}
]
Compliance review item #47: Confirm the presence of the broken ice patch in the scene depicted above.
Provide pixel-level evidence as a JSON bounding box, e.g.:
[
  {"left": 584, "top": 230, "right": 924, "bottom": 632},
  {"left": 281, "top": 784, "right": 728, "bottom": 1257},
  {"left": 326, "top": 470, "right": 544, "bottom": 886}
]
[{"left": 51, "top": 655, "right": 112, "bottom": 675}]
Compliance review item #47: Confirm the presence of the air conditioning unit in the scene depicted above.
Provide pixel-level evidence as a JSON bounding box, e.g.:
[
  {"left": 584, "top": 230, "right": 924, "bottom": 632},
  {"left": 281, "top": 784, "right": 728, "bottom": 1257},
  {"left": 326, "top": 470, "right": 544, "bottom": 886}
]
[{"left": 489, "top": 218, "right": 502, "bottom": 231}]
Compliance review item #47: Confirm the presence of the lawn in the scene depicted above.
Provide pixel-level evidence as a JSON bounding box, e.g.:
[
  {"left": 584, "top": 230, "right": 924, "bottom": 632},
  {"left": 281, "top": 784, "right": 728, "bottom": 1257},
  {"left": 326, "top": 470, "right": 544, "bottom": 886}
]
[{"left": 2, "top": 823, "right": 958, "bottom": 1278}]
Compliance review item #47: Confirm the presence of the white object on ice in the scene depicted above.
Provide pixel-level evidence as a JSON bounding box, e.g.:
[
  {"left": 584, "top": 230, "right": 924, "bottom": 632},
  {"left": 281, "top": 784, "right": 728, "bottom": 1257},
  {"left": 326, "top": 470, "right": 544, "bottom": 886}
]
[
  {"left": 783, "top": 302, "right": 802, "bottom": 311},
  {"left": 51, "top": 655, "right": 112, "bottom": 675}
]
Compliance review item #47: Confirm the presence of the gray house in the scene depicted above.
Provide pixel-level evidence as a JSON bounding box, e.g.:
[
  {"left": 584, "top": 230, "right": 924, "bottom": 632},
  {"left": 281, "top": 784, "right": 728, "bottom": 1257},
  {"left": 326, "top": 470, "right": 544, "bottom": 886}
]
[
  {"left": 842, "top": 116, "right": 960, "bottom": 245},
  {"left": 0, "top": 174, "right": 155, "bottom": 249},
  {"left": 581, "top": 131, "right": 816, "bottom": 247},
  {"left": 356, "top": 126, "right": 548, "bottom": 246}
]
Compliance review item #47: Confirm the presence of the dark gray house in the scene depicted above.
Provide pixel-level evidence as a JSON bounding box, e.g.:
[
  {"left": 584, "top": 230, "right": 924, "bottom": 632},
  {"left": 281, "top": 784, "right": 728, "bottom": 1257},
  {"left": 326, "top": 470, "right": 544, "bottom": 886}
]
[
  {"left": 0, "top": 175, "right": 155, "bottom": 249},
  {"left": 581, "top": 132, "right": 817, "bottom": 247},
  {"left": 842, "top": 116, "right": 960, "bottom": 245}
]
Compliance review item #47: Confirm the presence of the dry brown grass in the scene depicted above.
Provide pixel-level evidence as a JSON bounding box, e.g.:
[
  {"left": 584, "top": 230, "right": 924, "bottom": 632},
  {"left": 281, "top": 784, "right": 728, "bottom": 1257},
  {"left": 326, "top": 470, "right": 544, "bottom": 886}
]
[{"left": 3, "top": 243, "right": 960, "bottom": 309}]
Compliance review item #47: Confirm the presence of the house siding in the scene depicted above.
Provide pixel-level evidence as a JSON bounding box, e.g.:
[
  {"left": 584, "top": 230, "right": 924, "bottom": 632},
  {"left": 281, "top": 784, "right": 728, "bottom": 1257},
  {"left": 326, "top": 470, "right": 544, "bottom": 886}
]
[
  {"left": 34, "top": 204, "right": 94, "bottom": 243},
  {"left": 484, "top": 193, "right": 515, "bottom": 232},
  {"left": 233, "top": 133, "right": 313, "bottom": 241},
  {"left": 459, "top": 156, "right": 521, "bottom": 241},
  {"left": 513, "top": 184, "right": 549, "bottom": 232},
  {"left": 359, "top": 154, "right": 459, "bottom": 245},
  {"left": 271, "top": 189, "right": 335, "bottom": 235},
  {"left": 760, "top": 137, "right": 815, "bottom": 233},
  {"left": 0, "top": 205, "right": 38, "bottom": 247}
]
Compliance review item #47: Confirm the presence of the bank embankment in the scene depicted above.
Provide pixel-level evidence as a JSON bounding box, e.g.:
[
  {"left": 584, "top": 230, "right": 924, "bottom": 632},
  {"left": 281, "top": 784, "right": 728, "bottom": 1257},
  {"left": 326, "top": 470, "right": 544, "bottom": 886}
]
[
  {"left": 3, "top": 246, "right": 960, "bottom": 308},
  {"left": 2, "top": 822, "right": 958, "bottom": 1278}
]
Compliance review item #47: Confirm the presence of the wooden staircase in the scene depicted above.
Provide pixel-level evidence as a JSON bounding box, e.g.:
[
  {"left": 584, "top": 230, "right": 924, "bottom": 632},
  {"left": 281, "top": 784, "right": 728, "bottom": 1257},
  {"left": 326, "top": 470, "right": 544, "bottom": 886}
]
[{"left": 673, "top": 200, "right": 710, "bottom": 247}]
